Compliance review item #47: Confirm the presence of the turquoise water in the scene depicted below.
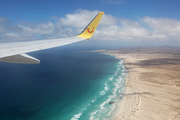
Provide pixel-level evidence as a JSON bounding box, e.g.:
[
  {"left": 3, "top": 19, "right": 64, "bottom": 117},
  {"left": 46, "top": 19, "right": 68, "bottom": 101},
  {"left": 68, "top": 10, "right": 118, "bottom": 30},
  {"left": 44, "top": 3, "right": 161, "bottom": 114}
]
[{"left": 0, "top": 47, "right": 127, "bottom": 120}]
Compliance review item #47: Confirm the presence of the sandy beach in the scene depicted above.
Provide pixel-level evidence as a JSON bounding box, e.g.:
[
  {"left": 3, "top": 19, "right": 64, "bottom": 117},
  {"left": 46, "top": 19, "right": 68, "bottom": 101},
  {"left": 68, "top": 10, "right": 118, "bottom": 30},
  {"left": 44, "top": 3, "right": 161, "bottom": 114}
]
[{"left": 98, "top": 47, "right": 180, "bottom": 120}]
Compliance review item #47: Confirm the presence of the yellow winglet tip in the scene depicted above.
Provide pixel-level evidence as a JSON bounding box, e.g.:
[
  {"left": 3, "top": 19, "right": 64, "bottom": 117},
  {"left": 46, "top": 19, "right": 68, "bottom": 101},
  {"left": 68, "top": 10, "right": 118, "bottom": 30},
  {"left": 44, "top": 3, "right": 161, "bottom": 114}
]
[
  {"left": 77, "top": 12, "right": 104, "bottom": 39},
  {"left": 99, "top": 12, "right": 104, "bottom": 14}
]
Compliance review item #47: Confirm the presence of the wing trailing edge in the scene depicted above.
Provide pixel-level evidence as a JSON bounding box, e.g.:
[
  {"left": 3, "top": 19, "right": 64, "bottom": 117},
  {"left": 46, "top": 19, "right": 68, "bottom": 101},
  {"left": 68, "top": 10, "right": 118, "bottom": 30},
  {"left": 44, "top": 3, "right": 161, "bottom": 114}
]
[{"left": 0, "top": 54, "right": 40, "bottom": 64}]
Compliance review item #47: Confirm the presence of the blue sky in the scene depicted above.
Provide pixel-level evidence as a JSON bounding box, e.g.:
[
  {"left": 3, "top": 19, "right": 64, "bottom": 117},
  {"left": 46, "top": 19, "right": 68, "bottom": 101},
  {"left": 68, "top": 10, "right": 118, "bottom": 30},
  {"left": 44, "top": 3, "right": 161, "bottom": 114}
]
[
  {"left": 1, "top": 0, "right": 180, "bottom": 21},
  {"left": 0, "top": 0, "right": 180, "bottom": 46}
]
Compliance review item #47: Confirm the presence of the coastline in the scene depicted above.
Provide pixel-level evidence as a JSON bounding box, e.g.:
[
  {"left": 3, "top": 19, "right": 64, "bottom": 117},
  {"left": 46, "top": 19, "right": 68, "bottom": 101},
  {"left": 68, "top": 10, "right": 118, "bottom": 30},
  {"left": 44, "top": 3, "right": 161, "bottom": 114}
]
[
  {"left": 95, "top": 47, "right": 180, "bottom": 120},
  {"left": 111, "top": 53, "right": 143, "bottom": 120}
]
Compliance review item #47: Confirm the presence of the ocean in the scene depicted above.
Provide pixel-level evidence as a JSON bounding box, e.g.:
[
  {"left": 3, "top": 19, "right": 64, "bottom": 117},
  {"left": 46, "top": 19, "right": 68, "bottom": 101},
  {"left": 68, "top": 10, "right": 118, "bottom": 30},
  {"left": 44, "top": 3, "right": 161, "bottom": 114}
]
[{"left": 0, "top": 43, "right": 127, "bottom": 120}]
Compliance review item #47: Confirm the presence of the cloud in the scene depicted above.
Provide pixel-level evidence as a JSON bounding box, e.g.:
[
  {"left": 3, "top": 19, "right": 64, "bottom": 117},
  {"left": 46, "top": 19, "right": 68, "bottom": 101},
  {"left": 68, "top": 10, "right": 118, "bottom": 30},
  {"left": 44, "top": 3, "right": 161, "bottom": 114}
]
[
  {"left": 93, "top": 18, "right": 156, "bottom": 40},
  {"left": 19, "top": 22, "right": 55, "bottom": 34},
  {"left": 58, "top": 10, "right": 99, "bottom": 28},
  {"left": 0, "top": 9, "right": 180, "bottom": 43},
  {"left": 93, "top": 19, "right": 150, "bottom": 40},
  {"left": 93, "top": 16, "right": 180, "bottom": 41},
  {"left": 0, "top": 17, "right": 11, "bottom": 24},
  {"left": 1, "top": 33, "right": 37, "bottom": 42},
  {"left": 55, "top": 9, "right": 117, "bottom": 28},
  {"left": 0, "top": 19, "right": 75, "bottom": 42},
  {"left": 141, "top": 17, "right": 180, "bottom": 37},
  {"left": 95, "top": 19, "right": 171, "bottom": 41}
]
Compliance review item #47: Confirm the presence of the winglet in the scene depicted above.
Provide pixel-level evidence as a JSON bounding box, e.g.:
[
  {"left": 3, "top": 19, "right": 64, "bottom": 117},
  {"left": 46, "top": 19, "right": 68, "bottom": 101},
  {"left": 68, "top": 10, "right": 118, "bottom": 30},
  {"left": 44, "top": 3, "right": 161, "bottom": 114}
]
[{"left": 77, "top": 12, "right": 104, "bottom": 39}]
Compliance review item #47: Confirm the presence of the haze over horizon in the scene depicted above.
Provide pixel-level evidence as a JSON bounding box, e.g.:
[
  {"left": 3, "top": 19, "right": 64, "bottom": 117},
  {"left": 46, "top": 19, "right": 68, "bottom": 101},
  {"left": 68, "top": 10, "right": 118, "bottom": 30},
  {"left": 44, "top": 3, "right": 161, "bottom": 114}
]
[{"left": 0, "top": 0, "right": 180, "bottom": 47}]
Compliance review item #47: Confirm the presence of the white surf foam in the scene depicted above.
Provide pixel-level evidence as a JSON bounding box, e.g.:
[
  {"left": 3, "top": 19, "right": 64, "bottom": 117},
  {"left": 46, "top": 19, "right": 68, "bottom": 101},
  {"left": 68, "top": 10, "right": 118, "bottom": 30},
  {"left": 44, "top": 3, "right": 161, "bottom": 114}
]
[
  {"left": 89, "top": 59, "right": 127, "bottom": 119},
  {"left": 100, "top": 82, "right": 109, "bottom": 96},
  {"left": 71, "top": 113, "right": 82, "bottom": 120},
  {"left": 71, "top": 58, "right": 127, "bottom": 120}
]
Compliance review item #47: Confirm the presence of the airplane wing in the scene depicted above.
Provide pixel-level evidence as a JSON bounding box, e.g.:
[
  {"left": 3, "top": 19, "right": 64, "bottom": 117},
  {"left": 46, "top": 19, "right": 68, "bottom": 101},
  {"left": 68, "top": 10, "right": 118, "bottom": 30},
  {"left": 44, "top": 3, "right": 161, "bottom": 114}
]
[{"left": 0, "top": 12, "right": 104, "bottom": 64}]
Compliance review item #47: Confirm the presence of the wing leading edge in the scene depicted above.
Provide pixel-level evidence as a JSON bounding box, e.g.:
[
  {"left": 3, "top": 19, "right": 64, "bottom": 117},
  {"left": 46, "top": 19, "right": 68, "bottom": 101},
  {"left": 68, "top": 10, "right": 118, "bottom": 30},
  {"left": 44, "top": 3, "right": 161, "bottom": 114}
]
[{"left": 0, "top": 12, "right": 104, "bottom": 64}]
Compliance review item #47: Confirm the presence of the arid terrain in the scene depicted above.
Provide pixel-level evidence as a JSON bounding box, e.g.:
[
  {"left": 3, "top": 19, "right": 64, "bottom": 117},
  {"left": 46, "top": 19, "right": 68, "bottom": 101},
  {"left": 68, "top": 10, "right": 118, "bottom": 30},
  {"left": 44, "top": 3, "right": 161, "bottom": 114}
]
[{"left": 97, "top": 46, "right": 180, "bottom": 120}]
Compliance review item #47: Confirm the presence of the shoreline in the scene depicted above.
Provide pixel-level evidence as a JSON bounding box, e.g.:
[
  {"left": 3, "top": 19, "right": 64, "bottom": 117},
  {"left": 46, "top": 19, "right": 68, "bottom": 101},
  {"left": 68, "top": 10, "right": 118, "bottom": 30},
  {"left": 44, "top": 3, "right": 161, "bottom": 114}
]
[
  {"left": 106, "top": 54, "right": 128, "bottom": 120},
  {"left": 106, "top": 53, "right": 138, "bottom": 120},
  {"left": 96, "top": 47, "right": 180, "bottom": 120},
  {"left": 111, "top": 53, "right": 141, "bottom": 120},
  {"left": 108, "top": 57, "right": 128, "bottom": 120}
]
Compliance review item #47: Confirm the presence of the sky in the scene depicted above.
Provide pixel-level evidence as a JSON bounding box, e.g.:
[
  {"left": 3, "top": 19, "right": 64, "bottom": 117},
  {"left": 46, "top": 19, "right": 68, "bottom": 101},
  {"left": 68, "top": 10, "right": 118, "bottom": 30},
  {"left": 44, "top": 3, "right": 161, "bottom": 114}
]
[{"left": 0, "top": 0, "right": 180, "bottom": 46}]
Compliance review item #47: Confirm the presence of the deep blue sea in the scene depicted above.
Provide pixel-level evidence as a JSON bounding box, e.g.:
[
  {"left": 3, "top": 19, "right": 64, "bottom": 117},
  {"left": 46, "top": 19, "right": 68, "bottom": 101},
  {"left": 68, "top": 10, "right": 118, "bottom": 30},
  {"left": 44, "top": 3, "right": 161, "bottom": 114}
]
[{"left": 0, "top": 43, "right": 127, "bottom": 120}]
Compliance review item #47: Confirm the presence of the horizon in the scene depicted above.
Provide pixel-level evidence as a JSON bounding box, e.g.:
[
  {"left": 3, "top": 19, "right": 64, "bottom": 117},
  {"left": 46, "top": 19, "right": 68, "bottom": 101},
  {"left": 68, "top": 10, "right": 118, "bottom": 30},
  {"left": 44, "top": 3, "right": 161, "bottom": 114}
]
[{"left": 0, "top": 0, "right": 180, "bottom": 47}]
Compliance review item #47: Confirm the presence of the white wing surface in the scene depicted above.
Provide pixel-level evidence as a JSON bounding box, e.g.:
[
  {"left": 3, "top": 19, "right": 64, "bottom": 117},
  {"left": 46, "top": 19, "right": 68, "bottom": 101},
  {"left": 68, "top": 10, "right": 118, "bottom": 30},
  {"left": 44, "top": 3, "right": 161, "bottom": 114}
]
[{"left": 0, "top": 12, "right": 104, "bottom": 64}]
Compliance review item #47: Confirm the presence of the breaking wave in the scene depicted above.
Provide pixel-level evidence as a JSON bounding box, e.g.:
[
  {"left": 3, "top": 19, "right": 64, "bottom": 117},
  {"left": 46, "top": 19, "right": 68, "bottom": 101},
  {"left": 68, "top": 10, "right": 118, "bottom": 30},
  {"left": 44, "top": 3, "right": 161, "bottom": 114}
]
[{"left": 70, "top": 56, "right": 127, "bottom": 120}]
